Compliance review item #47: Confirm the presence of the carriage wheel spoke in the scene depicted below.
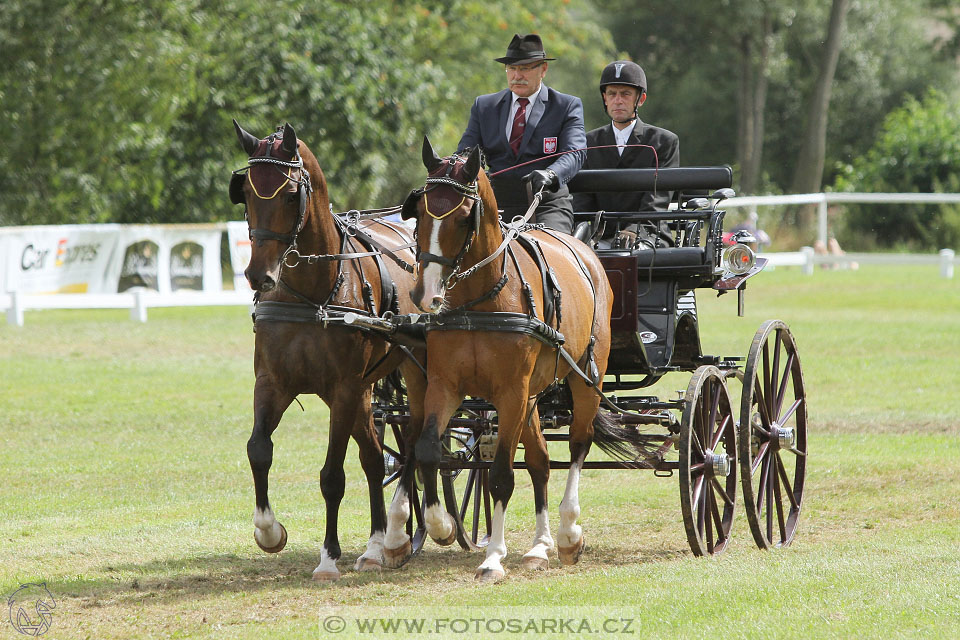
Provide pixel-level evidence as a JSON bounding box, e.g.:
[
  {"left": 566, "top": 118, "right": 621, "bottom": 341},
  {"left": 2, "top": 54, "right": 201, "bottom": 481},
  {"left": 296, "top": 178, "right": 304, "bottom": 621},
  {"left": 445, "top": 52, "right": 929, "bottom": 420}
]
[
  {"left": 382, "top": 470, "right": 401, "bottom": 488},
  {"left": 458, "top": 468, "right": 477, "bottom": 521},
  {"left": 707, "top": 380, "right": 720, "bottom": 440},
  {"left": 692, "top": 474, "right": 705, "bottom": 509},
  {"left": 774, "top": 352, "right": 795, "bottom": 419},
  {"left": 711, "top": 414, "right": 732, "bottom": 451},
  {"left": 778, "top": 396, "right": 803, "bottom": 427},
  {"left": 775, "top": 452, "right": 799, "bottom": 511},
  {"left": 753, "top": 379, "right": 773, "bottom": 431},
  {"left": 697, "top": 477, "right": 708, "bottom": 540},
  {"left": 765, "top": 454, "right": 775, "bottom": 541},
  {"left": 689, "top": 462, "right": 706, "bottom": 475},
  {"left": 770, "top": 331, "right": 782, "bottom": 409},
  {"left": 756, "top": 451, "right": 770, "bottom": 513},
  {"left": 704, "top": 486, "right": 714, "bottom": 552},
  {"left": 773, "top": 459, "right": 787, "bottom": 542},
  {"left": 751, "top": 442, "right": 770, "bottom": 475},
  {"left": 711, "top": 477, "right": 734, "bottom": 509},
  {"left": 788, "top": 447, "right": 807, "bottom": 457},
  {"left": 710, "top": 488, "right": 725, "bottom": 543}
]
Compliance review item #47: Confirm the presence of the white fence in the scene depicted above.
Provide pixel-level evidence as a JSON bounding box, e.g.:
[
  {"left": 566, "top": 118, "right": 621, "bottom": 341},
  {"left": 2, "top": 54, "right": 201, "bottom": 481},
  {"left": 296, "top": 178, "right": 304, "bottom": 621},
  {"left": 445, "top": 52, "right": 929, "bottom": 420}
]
[
  {"left": 722, "top": 191, "right": 960, "bottom": 248},
  {"left": 2, "top": 194, "right": 958, "bottom": 326}
]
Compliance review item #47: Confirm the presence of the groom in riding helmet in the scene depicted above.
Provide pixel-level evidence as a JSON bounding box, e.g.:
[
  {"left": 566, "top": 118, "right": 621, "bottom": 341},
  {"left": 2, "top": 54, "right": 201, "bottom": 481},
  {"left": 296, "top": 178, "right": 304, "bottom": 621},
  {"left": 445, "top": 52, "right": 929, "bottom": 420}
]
[{"left": 573, "top": 60, "right": 679, "bottom": 249}]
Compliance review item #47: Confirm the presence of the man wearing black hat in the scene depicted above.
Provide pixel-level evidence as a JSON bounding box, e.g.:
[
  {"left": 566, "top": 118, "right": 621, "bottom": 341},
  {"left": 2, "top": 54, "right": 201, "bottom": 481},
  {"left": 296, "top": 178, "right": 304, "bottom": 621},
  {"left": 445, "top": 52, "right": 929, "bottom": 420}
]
[
  {"left": 573, "top": 60, "right": 679, "bottom": 248},
  {"left": 457, "top": 33, "right": 586, "bottom": 234}
]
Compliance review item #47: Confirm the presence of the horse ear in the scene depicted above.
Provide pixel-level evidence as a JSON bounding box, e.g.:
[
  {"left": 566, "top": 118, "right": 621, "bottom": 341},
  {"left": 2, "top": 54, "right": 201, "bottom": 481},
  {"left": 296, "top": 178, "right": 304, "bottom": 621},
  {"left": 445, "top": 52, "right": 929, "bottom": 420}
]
[
  {"left": 233, "top": 119, "right": 259, "bottom": 156},
  {"left": 464, "top": 145, "right": 481, "bottom": 182},
  {"left": 422, "top": 135, "right": 442, "bottom": 172},
  {"left": 281, "top": 122, "right": 298, "bottom": 155}
]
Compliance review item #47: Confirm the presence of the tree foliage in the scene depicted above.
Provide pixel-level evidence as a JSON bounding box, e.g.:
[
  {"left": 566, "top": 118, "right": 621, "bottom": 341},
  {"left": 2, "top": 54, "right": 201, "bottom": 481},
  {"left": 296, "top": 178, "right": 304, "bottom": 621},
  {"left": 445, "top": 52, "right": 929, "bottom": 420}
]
[{"left": 833, "top": 88, "right": 960, "bottom": 250}]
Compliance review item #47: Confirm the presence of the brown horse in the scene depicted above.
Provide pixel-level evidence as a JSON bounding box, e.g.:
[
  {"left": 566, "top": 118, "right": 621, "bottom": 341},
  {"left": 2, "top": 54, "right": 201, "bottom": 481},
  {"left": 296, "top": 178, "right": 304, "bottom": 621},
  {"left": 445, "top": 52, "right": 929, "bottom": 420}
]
[
  {"left": 382, "top": 137, "right": 615, "bottom": 581},
  {"left": 230, "top": 120, "right": 424, "bottom": 581}
]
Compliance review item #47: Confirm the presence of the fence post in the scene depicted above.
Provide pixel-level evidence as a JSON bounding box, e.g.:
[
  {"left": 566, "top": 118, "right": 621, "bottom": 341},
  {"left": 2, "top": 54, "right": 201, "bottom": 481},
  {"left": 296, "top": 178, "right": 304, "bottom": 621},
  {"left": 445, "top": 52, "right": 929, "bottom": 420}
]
[
  {"left": 130, "top": 289, "right": 148, "bottom": 323},
  {"left": 818, "top": 196, "right": 829, "bottom": 248},
  {"left": 7, "top": 290, "right": 24, "bottom": 327},
  {"left": 801, "top": 246, "right": 815, "bottom": 275},
  {"left": 940, "top": 249, "right": 955, "bottom": 279}
]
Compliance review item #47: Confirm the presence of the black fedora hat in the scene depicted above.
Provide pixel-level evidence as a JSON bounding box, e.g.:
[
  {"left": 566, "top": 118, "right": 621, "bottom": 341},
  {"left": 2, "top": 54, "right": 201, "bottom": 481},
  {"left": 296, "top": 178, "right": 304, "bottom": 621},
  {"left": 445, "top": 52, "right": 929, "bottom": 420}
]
[{"left": 494, "top": 34, "right": 556, "bottom": 65}]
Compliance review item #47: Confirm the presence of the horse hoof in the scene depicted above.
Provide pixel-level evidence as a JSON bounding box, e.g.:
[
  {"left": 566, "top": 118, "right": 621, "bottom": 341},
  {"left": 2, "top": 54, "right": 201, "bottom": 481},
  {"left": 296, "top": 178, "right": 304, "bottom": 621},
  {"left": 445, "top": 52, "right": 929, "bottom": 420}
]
[
  {"left": 354, "top": 557, "right": 383, "bottom": 573},
  {"left": 312, "top": 568, "right": 340, "bottom": 582},
  {"left": 558, "top": 536, "right": 585, "bottom": 566},
  {"left": 383, "top": 541, "right": 412, "bottom": 569},
  {"left": 521, "top": 555, "right": 549, "bottom": 571},
  {"left": 431, "top": 527, "right": 457, "bottom": 547},
  {"left": 254, "top": 522, "right": 288, "bottom": 554},
  {"left": 474, "top": 567, "right": 505, "bottom": 583}
]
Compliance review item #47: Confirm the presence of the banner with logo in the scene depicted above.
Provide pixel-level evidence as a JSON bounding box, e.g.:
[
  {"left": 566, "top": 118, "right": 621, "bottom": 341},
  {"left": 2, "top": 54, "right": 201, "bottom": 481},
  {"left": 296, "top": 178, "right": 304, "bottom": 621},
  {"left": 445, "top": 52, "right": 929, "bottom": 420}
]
[{"left": 1, "top": 224, "right": 240, "bottom": 295}]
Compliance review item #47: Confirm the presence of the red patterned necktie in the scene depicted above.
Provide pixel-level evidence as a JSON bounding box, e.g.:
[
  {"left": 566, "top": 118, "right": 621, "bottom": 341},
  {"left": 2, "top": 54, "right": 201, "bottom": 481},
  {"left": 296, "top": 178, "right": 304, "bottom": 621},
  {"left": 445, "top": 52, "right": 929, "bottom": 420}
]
[{"left": 509, "top": 97, "right": 529, "bottom": 155}]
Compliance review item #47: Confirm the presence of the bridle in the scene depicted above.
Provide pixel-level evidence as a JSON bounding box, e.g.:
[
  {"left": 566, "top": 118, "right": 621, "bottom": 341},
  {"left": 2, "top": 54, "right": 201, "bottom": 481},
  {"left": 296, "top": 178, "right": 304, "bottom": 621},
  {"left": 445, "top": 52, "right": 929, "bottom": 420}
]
[
  {"left": 405, "top": 154, "right": 484, "bottom": 289},
  {"left": 230, "top": 130, "right": 313, "bottom": 253}
]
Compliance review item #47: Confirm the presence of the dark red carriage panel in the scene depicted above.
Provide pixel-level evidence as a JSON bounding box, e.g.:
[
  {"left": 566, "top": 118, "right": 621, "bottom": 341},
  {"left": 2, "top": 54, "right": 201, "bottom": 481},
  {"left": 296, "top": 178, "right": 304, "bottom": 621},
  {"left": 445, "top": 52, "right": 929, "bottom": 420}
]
[{"left": 600, "top": 255, "right": 638, "bottom": 332}]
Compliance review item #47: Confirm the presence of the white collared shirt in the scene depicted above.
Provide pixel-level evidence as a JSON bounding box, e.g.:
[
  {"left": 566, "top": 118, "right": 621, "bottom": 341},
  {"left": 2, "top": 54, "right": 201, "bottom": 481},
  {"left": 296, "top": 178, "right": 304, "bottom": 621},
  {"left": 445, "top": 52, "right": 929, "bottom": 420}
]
[
  {"left": 505, "top": 84, "right": 544, "bottom": 140},
  {"left": 612, "top": 120, "right": 637, "bottom": 155}
]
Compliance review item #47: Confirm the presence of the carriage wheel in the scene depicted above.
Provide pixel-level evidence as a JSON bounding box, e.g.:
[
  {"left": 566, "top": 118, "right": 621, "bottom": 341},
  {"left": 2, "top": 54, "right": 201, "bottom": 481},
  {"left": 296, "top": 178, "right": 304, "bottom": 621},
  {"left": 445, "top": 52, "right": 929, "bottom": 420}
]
[
  {"left": 380, "top": 421, "right": 427, "bottom": 555},
  {"left": 739, "top": 320, "right": 807, "bottom": 549},
  {"left": 679, "top": 365, "right": 738, "bottom": 556},
  {"left": 441, "top": 427, "right": 492, "bottom": 551}
]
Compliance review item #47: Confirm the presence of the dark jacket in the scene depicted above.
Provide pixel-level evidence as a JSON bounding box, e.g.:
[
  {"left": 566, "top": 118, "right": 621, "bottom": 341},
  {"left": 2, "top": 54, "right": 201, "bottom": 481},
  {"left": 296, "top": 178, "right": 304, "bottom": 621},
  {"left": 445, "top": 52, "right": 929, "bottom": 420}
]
[
  {"left": 458, "top": 84, "right": 586, "bottom": 232},
  {"left": 572, "top": 120, "right": 679, "bottom": 240}
]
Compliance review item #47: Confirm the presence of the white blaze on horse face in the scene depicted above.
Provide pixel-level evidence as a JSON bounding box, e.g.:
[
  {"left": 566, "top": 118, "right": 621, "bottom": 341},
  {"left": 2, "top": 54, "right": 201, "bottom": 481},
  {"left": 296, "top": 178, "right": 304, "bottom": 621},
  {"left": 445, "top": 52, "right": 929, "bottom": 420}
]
[
  {"left": 253, "top": 506, "right": 284, "bottom": 549},
  {"left": 384, "top": 486, "right": 411, "bottom": 550},
  {"left": 420, "top": 218, "right": 447, "bottom": 312},
  {"left": 558, "top": 461, "right": 583, "bottom": 548}
]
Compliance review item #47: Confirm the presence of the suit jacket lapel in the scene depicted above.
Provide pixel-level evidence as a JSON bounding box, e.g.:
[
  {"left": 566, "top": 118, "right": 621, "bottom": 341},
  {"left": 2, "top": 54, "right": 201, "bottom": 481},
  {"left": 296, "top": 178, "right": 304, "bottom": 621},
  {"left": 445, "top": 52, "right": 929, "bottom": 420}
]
[
  {"left": 621, "top": 121, "right": 652, "bottom": 167},
  {"left": 496, "top": 90, "right": 512, "bottom": 149},
  {"left": 520, "top": 84, "right": 548, "bottom": 153},
  {"left": 598, "top": 125, "right": 621, "bottom": 168}
]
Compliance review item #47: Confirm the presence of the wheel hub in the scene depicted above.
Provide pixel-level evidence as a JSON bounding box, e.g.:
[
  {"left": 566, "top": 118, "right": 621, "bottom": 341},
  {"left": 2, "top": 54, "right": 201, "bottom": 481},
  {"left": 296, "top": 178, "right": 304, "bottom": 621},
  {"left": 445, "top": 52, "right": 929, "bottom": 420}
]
[
  {"left": 774, "top": 425, "right": 795, "bottom": 449},
  {"left": 383, "top": 451, "right": 400, "bottom": 476},
  {"left": 706, "top": 449, "right": 731, "bottom": 477}
]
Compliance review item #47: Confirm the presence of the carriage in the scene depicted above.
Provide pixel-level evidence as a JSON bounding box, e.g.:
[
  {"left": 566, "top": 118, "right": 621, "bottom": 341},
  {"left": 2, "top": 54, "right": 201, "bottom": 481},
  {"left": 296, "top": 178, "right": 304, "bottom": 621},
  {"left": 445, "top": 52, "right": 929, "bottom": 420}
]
[
  {"left": 368, "top": 164, "right": 807, "bottom": 559},
  {"left": 230, "top": 123, "right": 806, "bottom": 581}
]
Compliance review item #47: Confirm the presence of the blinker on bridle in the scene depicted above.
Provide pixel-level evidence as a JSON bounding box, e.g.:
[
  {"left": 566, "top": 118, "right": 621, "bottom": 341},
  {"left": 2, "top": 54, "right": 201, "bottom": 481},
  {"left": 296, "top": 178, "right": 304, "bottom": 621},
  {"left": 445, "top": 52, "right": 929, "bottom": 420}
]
[
  {"left": 232, "top": 130, "right": 313, "bottom": 250},
  {"left": 414, "top": 155, "right": 483, "bottom": 286}
]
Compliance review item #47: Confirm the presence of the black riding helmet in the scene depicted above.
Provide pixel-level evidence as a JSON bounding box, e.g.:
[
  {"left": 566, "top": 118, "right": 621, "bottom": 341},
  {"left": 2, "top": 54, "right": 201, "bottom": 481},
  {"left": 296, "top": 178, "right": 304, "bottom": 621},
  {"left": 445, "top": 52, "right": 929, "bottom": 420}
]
[{"left": 599, "top": 60, "right": 646, "bottom": 123}]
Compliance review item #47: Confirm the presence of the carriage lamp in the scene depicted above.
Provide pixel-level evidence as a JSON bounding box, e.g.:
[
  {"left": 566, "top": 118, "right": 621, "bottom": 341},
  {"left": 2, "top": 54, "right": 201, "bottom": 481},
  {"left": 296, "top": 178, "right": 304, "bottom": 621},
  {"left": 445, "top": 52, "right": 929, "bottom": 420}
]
[{"left": 722, "top": 243, "right": 756, "bottom": 275}]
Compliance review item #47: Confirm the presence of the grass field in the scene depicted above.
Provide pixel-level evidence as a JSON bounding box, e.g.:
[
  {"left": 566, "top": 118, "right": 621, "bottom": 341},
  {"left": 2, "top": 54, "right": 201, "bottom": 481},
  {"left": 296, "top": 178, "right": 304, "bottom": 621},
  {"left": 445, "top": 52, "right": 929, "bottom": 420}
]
[{"left": 2, "top": 265, "right": 958, "bottom": 639}]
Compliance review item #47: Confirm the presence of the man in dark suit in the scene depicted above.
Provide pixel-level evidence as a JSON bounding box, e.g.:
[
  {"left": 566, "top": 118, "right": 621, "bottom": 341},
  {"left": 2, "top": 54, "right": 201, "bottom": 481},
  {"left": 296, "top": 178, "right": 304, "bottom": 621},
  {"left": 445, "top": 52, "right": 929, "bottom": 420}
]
[
  {"left": 573, "top": 60, "right": 679, "bottom": 248},
  {"left": 458, "top": 34, "right": 586, "bottom": 234}
]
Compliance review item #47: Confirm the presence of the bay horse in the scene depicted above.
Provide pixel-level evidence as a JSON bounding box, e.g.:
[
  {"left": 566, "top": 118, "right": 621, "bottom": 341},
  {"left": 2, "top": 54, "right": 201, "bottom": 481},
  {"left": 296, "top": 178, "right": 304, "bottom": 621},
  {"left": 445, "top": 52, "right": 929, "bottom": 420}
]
[
  {"left": 230, "top": 120, "right": 424, "bottom": 581},
  {"left": 383, "top": 137, "right": 629, "bottom": 581}
]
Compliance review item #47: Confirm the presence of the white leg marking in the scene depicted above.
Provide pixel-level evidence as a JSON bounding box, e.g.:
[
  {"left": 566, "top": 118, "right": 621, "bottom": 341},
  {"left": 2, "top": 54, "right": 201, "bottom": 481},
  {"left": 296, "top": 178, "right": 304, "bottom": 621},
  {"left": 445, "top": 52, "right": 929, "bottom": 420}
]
[
  {"left": 253, "top": 506, "right": 284, "bottom": 549},
  {"left": 477, "top": 502, "right": 508, "bottom": 574},
  {"left": 558, "top": 461, "right": 583, "bottom": 548},
  {"left": 312, "top": 547, "right": 340, "bottom": 581},
  {"left": 354, "top": 530, "right": 385, "bottom": 570},
  {"left": 384, "top": 487, "right": 411, "bottom": 550},
  {"left": 522, "top": 508, "right": 554, "bottom": 564},
  {"left": 424, "top": 503, "right": 454, "bottom": 542}
]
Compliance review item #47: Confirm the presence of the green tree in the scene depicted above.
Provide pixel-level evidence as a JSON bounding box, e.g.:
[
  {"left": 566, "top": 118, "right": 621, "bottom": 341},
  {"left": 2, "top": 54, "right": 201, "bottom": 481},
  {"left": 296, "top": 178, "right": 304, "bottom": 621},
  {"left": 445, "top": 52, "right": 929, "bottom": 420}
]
[{"left": 833, "top": 88, "right": 960, "bottom": 250}]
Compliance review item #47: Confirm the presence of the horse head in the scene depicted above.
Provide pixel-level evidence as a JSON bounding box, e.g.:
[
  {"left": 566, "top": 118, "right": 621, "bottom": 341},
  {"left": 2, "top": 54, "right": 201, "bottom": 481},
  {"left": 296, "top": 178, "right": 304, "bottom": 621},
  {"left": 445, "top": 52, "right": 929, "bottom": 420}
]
[
  {"left": 405, "top": 136, "right": 492, "bottom": 313},
  {"left": 230, "top": 119, "right": 313, "bottom": 292}
]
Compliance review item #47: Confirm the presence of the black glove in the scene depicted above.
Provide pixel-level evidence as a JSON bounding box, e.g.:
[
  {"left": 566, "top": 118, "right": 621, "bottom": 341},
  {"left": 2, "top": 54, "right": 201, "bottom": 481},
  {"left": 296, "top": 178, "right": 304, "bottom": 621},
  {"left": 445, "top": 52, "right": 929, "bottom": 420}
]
[{"left": 522, "top": 169, "right": 559, "bottom": 194}]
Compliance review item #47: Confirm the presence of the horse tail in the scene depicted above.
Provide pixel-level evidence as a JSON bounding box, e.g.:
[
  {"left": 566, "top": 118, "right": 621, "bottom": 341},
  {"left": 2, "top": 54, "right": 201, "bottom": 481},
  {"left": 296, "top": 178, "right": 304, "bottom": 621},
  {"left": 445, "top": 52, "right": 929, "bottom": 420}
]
[{"left": 591, "top": 410, "right": 662, "bottom": 469}]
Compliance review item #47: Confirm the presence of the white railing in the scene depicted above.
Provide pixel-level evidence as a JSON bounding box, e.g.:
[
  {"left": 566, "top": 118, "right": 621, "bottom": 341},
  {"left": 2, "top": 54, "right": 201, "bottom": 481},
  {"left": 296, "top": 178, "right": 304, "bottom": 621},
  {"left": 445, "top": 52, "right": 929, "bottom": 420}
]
[
  {"left": 762, "top": 247, "right": 956, "bottom": 278},
  {"left": 722, "top": 191, "right": 960, "bottom": 248}
]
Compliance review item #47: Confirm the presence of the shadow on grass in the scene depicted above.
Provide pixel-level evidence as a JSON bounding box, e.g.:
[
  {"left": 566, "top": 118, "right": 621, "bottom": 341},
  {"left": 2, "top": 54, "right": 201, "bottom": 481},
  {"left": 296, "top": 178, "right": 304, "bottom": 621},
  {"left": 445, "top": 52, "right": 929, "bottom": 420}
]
[{"left": 49, "top": 537, "right": 690, "bottom": 607}]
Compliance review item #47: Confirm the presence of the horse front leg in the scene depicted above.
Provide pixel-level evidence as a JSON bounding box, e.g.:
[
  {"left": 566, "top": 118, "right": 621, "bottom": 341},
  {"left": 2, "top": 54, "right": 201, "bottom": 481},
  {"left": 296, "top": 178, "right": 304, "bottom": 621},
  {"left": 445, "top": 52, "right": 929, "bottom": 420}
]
[
  {"left": 311, "top": 395, "right": 361, "bottom": 582},
  {"left": 351, "top": 388, "right": 388, "bottom": 573},
  {"left": 248, "top": 377, "right": 294, "bottom": 554},
  {"left": 519, "top": 405, "right": 553, "bottom": 571},
  {"left": 475, "top": 397, "right": 526, "bottom": 583},
  {"left": 415, "top": 384, "right": 463, "bottom": 549}
]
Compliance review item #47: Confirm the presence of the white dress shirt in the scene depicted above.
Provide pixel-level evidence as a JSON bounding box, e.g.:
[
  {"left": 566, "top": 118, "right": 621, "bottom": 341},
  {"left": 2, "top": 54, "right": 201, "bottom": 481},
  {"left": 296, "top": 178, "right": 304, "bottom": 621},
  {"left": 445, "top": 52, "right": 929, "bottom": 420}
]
[
  {"left": 505, "top": 84, "right": 544, "bottom": 140},
  {"left": 612, "top": 120, "right": 637, "bottom": 155}
]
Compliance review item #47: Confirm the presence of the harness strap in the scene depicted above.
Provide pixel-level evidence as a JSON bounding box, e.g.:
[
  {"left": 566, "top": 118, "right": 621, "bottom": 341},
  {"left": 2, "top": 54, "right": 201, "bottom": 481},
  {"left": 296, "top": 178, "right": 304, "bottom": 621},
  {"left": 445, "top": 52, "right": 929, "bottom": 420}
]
[{"left": 424, "top": 311, "right": 564, "bottom": 348}]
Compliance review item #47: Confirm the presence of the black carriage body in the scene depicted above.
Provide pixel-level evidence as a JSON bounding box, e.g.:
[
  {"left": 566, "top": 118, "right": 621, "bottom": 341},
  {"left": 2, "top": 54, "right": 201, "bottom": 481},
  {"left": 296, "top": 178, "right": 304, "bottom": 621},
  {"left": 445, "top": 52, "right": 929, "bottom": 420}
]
[{"left": 569, "top": 167, "right": 733, "bottom": 382}]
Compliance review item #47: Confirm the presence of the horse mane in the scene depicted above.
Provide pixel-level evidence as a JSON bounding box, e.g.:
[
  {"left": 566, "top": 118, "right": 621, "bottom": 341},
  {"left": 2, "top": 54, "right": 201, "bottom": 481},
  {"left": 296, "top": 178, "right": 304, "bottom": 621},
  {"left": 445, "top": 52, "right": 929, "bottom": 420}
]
[{"left": 295, "top": 140, "right": 330, "bottom": 215}]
